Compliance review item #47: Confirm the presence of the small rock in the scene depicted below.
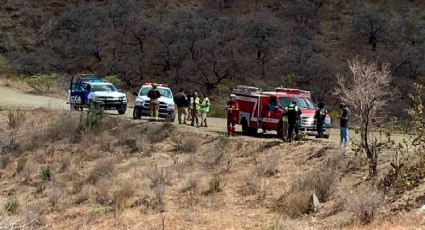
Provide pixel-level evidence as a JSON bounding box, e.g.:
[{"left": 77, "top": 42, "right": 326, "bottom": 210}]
[
  {"left": 420, "top": 205, "right": 425, "bottom": 212},
  {"left": 311, "top": 193, "right": 321, "bottom": 212}
]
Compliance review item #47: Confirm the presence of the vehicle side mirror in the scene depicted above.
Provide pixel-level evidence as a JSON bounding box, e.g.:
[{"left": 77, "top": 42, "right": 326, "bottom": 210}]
[{"left": 132, "top": 92, "right": 138, "bottom": 97}]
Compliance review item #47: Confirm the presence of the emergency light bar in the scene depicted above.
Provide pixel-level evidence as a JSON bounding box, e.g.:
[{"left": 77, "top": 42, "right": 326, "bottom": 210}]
[
  {"left": 143, "top": 82, "right": 169, "bottom": 87},
  {"left": 79, "top": 75, "right": 105, "bottom": 83},
  {"left": 276, "top": 87, "right": 311, "bottom": 98},
  {"left": 232, "top": 85, "right": 262, "bottom": 95}
]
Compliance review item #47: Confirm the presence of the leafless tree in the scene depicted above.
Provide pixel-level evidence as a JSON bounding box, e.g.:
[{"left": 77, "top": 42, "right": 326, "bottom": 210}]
[
  {"left": 336, "top": 57, "right": 391, "bottom": 178},
  {"left": 243, "top": 14, "right": 280, "bottom": 80},
  {"left": 353, "top": 5, "right": 388, "bottom": 51}
]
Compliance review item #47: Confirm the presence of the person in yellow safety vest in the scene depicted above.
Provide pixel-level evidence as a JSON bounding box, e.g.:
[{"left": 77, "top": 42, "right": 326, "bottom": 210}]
[
  {"left": 199, "top": 94, "right": 210, "bottom": 127},
  {"left": 190, "top": 92, "right": 200, "bottom": 127}
]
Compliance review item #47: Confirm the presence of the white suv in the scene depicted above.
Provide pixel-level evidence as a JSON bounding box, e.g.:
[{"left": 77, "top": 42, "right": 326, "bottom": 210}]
[{"left": 132, "top": 84, "right": 175, "bottom": 121}]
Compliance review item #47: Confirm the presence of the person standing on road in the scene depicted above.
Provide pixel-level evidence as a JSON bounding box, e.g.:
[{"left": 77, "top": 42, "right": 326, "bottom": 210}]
[
  {"left": 174, "top": 88, "right": 187, "bottom": 124},
  {"left": 314, "top": 102, "right": 327, "bottom": 138},
  {"left": 339, "top": 103, "right": 351, "bottom": 152},
  {"left": 148, "top": 84, "right": 161, "bottom": 121},
  {"left": 226, "top": 94, "right": 239, "bottom": 136},
  {"left": 200, "top": 94, "right": 210, "bottom": 127},
  {"left": 186, "top": 91, "right": 193, "bottom": 122},
  {"left": 190, "top": 92, "right": 200, "bottom": 127},
  {"left": 281, "top": 114, "right": 289, "bottom": 142},
  {"left": 285, "top": 100, "right": 302, "bottom": 142}
]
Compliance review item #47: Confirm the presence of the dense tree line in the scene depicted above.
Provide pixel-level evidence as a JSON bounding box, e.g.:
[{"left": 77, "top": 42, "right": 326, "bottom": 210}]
[{"left": 1, "top": 0, "right": 424, "bottom": 109}]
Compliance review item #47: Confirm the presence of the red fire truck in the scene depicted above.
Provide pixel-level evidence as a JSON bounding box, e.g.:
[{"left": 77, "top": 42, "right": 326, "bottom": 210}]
[{"left": 232, "top": 85, "right": 332, "bottom": 138}]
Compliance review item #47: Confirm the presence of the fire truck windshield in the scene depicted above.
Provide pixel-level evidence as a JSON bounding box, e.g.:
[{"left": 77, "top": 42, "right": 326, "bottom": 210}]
[{"left": 279, "top": 97, "right": 316, "bottom": 110}]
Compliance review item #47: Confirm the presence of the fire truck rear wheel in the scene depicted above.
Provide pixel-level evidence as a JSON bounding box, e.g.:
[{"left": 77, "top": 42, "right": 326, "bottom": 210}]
[
  {"left": 241, "top": 118, "right": 249, "bottom": 134},
  {"left": 247, "top": 128, "right": 258, "bottom": 135}
]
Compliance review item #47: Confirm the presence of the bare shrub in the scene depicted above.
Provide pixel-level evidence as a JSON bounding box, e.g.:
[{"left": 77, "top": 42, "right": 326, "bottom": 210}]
[
  {"left": 7, "top": 110, "right": 26, "bottom": 145},
  {"left": 146, "top": 123, "right": 176, "bottom": 143},
  {"left": 241, "top": 172, "right": 271, "bottom": 201},
  {"left": 30, "top": 112, "right": 80, "bottom": 147},
  {"left": 180, "top": 172, "right": 203, "bottom": 195},
  {"left": 172, "top": 134, "right": 200, "bottom": 154},
  {"left": 153, "top": 184, "right": 166, "bottom": 212},
  {"left": 203, "top": 174, "right": 226, "bottom": 195},
  {"left": 87, "top": 158, "right": 115, "bottom": 184},
  {"left": 277, "top": 190, "right": 313, "bottom": 218},
  {"left": 47, "top": 187, "right": 64, "bottom": 210},
  {"left": 113, "top": 179, "right": 136, "bottom": 214},
  {"left": 204, "top": 135, "right": 231, "bottom": 170},
  {"left": 291, "top": 166, "right": 338, "bottom": 202},
  {"left": 75, "top": 184, "right": 94, "bottom": 204},
  {"left": 0, "top": 155, "right": 9, "bottom": 169},
  {"left": 255, "top": 152, "right": 280, "bottom": 177},
  {"left": 146, "top": 164, "right": 172, "bottom": 188},
  {"left": 95, "top": 178, "right": 113, "bottom": 205},
  {"left": 22, "top": 204, "right": 45, "bottom": 229},
  {"left": 344, "top": 187, "right": 384, "bottom": 224},
  {"left": 16, "top": 157, "right": 27, "bottom": 174},
  {"left": 97, "top": 131, "right": 114, "bottom": 153}
]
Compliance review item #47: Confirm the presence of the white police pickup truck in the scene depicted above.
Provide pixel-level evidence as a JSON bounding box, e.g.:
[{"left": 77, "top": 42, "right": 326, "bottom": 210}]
[
  {"left": 132, "top": 83, "right": 175, "bottom": 121},
  {"left": 68, "top": 75, "right": 127, "bottom": 115}
]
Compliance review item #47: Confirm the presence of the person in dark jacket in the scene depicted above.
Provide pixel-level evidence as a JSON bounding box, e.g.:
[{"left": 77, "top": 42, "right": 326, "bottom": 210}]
[
  {"left": 174, "top": 89, "right": 188, "bottom": 124},
  {"left": 339, "top": 103, "right": 351, "bottom": 151},
  {"left": 314, "top": 102, "right": 327, "bottom": 138},
  {"left": 285, "top": 100, "right": 302, "bottom": 142},
  {"left": 147, "top": 84, "right": 161, "bottom": 121}
]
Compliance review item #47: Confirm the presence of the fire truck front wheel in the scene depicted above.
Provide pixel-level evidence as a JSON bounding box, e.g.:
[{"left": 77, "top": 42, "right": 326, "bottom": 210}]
[{"left": 241, "top": 118, "right": 257, "bottom": 136}]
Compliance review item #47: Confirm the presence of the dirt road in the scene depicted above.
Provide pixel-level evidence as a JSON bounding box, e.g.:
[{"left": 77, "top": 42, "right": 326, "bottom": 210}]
[
  {"left": 0, "top": 86, "right": 67, "bottom": 110},
  {"left": 0, "top": 86, "right": 343, "bottom": 142}
]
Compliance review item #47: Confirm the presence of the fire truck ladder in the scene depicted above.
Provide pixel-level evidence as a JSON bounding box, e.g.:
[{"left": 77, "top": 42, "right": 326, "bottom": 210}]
[{"left": 232, "top": 85, "right": 262, "bottom": 95}]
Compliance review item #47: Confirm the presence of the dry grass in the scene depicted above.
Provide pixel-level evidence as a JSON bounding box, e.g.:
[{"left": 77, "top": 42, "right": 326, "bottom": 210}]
[
  {"left": 276, "top": 190, "right": 313, "bottom": 218},
  {"left": 274, "top": 218, "right": 307, "bottom": 230},
  {"left": 172, "top": 134, "right": 200, "bottom": 154},
  {"left": 145, "top": 122, "right": 176, "bottom": 143},
  {"left": 146, "top": 164, "right": 172, "bottom": 188},
  {"left": 203, "top": 174, "right": 226, "bottom": 195},
  {"left": 94, "top": 178, "right": 113, "bottom": 205},
  {"left": 180, "top": 172, "right": 203, "bottom": 195},
  {"left": 344, "top": 186, "right": 384, "bottom": 224},
  {"left": 112, "top": 178, "right": 136, "bottom": 214},
  {"left": 255, "top": 152, "right": 280, "bottom": 177},
  {"left": 87, "top": 158, "right": 116, "bottom": 185},
  {"left": 47, "top": 187, "right": 64, "bottom": 210},
  {"left": 291, "top": 156, "right": 340, "bottom": 202}
]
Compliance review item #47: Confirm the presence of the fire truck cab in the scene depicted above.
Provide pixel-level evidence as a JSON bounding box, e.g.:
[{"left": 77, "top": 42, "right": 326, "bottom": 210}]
[{"left": 232, "top": 85, "right": 331, "bottom": 138}]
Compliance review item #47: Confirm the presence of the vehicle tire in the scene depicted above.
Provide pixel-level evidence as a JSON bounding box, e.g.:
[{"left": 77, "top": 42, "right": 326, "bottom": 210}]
[
  {"left": 241, "top": 118, "right": 248, "bottom": 135},
  {"left": 247, "top": 127, "right": 258, "bottom": 136},
  {"left": 277, "top": 121, "right": 283, "bottom": 139},
  {"left": 118, "top": 109, "right": 126, "bottom": 115},
  {"left": 133, "top": 109, "right": 141, "bottom": 119}
]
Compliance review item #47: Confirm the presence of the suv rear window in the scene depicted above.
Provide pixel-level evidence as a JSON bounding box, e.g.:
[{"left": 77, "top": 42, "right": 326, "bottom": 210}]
[{"left": 279, "top": 97, "right": 316, "bottom": 110}]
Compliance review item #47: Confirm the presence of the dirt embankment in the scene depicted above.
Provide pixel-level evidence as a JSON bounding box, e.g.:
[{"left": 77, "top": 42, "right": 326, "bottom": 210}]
[{"left": 0, "top": 109, "right": 423, "bottom": 229}]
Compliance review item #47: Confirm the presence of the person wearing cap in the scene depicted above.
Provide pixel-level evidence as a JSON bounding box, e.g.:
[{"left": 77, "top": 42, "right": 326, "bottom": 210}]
[
  {"left": 285, "top": 100, "right": 302, "bottom": 142},
  {"left": 314, "top": 102, "right": 327, "bottom": 138},
  {"left": 199, "top": 94, "right": 210, "bottom": 127},
  {"left": 189, "top": 92, "right": 200, "bottom": 127},
  {"left": 226, "top": 94, "right": 239, "bottom": 136},
  {"left": 147, "top": 84, "right": 161, "bottom": 121},
  {"left": 339, "top": 103, "right": 351, "bottom": 152}
]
